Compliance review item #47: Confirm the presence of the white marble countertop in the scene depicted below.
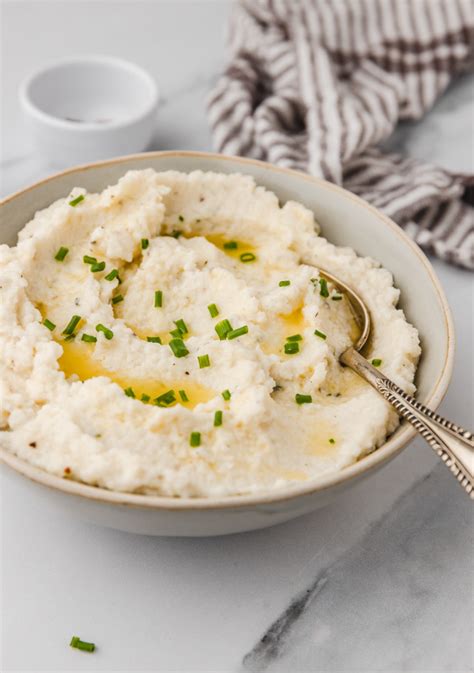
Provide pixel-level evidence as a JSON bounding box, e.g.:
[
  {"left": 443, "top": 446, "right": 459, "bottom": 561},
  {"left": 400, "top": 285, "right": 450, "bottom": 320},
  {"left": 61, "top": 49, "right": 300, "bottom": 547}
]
[{"left": 1, "top": 2, "right": 472, "bottom": 672}]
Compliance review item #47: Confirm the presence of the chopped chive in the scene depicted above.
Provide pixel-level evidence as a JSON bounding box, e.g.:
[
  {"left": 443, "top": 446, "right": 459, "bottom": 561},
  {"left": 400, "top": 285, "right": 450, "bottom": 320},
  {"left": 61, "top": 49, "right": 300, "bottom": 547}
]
[
  {"left": 170, "top": 328, "right": 183, "bottom": 338},
  {"left": 63, "top": 334, "right": 76, "bottom": 342},
  {"left": 239, "top": 252, "right": 256, "bottom": 263},
  {"left": 105, "top": 268, "right": 119, "bottom": 281},
  {"left": 42, "top": 318, "right": 56, "bottom": 331},
  {"left": 286, "top": 334, "right": 302, "bottom": 342},
  {"left": 141, "top": 393, "right": 150, "bottom": 403},
  {"left": 179, "top": 389, "right": 189, "bottom": 402},
  {"left": 198, "top": 354, "right": 210, "bottom": 368},
  {"left": 154, "top": 290, "right": 163, "bottom": 308},
  {"left": 69, "top": 636, "right": 95, "bottom": 652},
  {"left": 146, "top": 336, "right": 162, "bottom": 343},
  {"left": 208, "top": 303, "right": 219, "bottom": 318},
  {"left": 154, "top": 390, "right": 176, "bottom": 407},
  {"left": 295, "top": 393, "right": 312, "bottom": 405},
  {"left": 319, "top": 278, "right": 329, "bottom": 298},
  {"left": 178, "top": 215, "right": 184, "bottom": 222},
  {"left": 227, "top": 325, "right": 248, "bottom": 340},
  {"left": 62, "top": 314, "right": 81, "bottom": 335},
  {"left": 314, "top": 329, "right": 327, "bottom": 340},
  {"left": 81, "top": 333, "right": 97, "bottom": 343},
  {"left": 83, "top": 255, "right": 97, "bottom": 265},
  {"left": 141, "top": 238, "right": 149, "bottom": 250},
  {"left": 124, "top": 387, "right": 135, "bottom": 398},
  {"left": 174, "top": 319, "right": 188, "bottom": 335},
  {"left": 332, "top": 295, "right": 343, "bottom": 301},
  {"left": 279, "top": 280, "right": 290, "bottom": 287},
  {"left": 54, "top": 246, "right": 69, "bottom": 261},
  {"left": 222, "top": 389, "right": 231, "bottom": 401},
  {"left": 111, "top": 294, "right": 123, "bottom": 305},
  {"left": 215, "top": 318, "right": 233, "bottom": 340},
  {"left": 284, "top": 341, "right": 299, "bottom": 355},
  {"left": 371, "top": 358, "right": 382, "bottom": 367},
  {"left": 90, "top": 261, "right": 106, "bottom": 273},
  {"left": 223, "top": 241, "right": 238, "bottom": 250},
  {"left": 169, "top": 338, "right": 189, "bottom": 358},
  {"left": 95, "top": 324, "right": 114, "bottom": 340},
  {"left": 190, "top": 431, "right": 201, "bottom": 447},
  {"left": 329, "top": 438, "right": 336, "bottom": 444},
  {"left": 214, "top": 410, "right": 223, "bottom": 427},
  {"left": 69, "top": 194, "right": 85, "bottom": 207}
]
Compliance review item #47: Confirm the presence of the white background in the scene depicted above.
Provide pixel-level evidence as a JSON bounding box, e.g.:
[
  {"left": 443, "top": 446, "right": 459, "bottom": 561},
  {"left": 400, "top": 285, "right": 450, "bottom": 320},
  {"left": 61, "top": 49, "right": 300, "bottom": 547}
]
[{"left": 1, "top": 2, "right": 473, "bottom": 672}]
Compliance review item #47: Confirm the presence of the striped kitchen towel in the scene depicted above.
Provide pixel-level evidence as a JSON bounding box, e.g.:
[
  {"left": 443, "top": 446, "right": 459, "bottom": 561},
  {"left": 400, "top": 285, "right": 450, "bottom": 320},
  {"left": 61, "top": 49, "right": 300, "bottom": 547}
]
[{"left": 208, "top": 0, "right": 474, "bottom": 269}]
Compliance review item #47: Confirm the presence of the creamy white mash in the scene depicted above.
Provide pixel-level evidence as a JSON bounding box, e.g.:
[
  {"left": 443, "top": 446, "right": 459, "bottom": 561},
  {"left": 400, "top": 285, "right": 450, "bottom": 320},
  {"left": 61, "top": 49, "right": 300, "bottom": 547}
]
[{"left": 0, "top": 170, "right": 420, "bottom": 496}]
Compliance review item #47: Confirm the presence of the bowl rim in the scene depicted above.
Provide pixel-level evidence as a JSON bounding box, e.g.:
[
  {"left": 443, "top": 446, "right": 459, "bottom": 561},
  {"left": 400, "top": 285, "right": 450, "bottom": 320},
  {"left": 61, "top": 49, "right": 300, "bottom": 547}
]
[
  {"left": 19, "top": 55, "right": 159, "bottom": 132},
  {"left": 0, "top": 150, "right": 455, "bottom": 511}
]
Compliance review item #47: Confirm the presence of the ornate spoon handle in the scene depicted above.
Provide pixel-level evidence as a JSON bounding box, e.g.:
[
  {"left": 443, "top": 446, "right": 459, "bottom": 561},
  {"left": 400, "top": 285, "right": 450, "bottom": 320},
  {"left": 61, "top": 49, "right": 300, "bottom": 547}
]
[{"left": 341, "top": 347, "right": 474, "bottom": 498}]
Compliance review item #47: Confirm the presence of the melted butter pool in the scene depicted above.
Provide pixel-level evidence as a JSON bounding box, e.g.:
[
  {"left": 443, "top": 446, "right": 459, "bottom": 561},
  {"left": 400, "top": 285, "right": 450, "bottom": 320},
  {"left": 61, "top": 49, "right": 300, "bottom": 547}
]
[
  {"left": 58, "top": 340, "right": 214, "bottom": 408},
  {"left": 181, "top": 232, "right": 256, "bottom": 260}
]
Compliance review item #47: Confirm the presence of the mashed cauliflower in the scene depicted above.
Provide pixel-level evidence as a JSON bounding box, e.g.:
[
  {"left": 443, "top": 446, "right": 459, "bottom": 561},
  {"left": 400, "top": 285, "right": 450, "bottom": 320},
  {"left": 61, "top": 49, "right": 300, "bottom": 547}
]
[{"left": 0, "top": 170, "right": 420, "bottom": 496}]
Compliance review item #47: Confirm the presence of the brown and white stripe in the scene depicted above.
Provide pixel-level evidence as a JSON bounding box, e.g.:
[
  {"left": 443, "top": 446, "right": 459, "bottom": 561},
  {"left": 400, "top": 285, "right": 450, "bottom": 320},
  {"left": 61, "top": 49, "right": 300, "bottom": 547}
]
[{"left": 208, "top": 0, "right": 474, "bottom": 269}]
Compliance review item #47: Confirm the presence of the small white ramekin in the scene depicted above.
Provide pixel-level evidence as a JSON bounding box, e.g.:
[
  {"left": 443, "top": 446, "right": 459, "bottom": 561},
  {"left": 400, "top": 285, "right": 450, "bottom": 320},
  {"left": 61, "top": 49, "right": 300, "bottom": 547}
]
[{"left": 19, "top": 55, "right": 159, "bottom": 166}]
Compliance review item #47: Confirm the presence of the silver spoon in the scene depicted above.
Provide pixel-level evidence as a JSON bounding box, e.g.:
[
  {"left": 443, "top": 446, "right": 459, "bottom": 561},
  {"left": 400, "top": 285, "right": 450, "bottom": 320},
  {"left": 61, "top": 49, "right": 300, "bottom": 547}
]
[{"left": 319, "top": 269, "right": 474, "bottom": 497}]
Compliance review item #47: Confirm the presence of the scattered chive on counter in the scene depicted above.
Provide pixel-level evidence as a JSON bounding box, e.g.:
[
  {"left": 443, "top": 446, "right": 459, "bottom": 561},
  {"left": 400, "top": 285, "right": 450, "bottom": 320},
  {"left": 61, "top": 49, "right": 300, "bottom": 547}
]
[
  {"left": 223, "top": 240, "right": 238, "bottom": 249},
  {"left": 146, "top": 336, "right": 162, "bottom": 343},
  {"left": 279, "top": 280, "right": 290, "bottom": 287},
  {"left": 287, "top": 334, "right": 302, "bottom": 342},
  {"left": 239, "top": 252, "right": 256, "bottom": 263},
  {"left": 284, "top": 341, "right": 299, "bottom": 354},
  {"left": 95, "top": 324, "right": 114, "bottom": 340},
  {"left": 190, "top": 431, "right": 201, "bottom": 447},
  {"left": 215, "top": 319, "right": 233, "bottom": 340},
  {"left": 54, "top": 246, "right": 69, "bottom": 261},
  {"left": 105, "top": 268, "right": 119, "bottom": 281},
  {"left": 222, "top": 389, "right": 231, "bottom": 401},
  {"left": 124, "top": 387, "right": 135, "bottom": 398},
  {"left": 208, "top": 303, "right": 219, "bottom": 318},
  {"left": 62, "top": 315, "right": 81, "bottom": 335},
  {"left": 214, "top": 410, "right": 223, "bottom": 427},
  {"left": 42, "top": 318, "right": 56, "bottom": 331},
  {"left": 314, "top": 329, "right": 327, "bottom": 340},
  {"left": 111, "top": 294, "right": 124, "bottom": 305},
  {"left": 70, "top": 636, "right": 95, "bottom": 652},
  {"left": 371, "top": 358, "right": 382, "bottom": 367},
  {"left": 155, "top": 390, "right": 176, "bottom": 407},
  {"left": 227, "top": 325, "right": 248, "bottom": 340},
  {"left": 198, "top": 354, "right": 210, "bottom": 368},
  {"left": 81, "top": 333, "right": 97, "bottom": 343},
  {"left": 90, "top": 261, "right": 106, "bottom": 273},
  {"left": 295, "top": 393, "right": 312, "bottom": 404},
  {"left": 154, "top": 290, "right": 163, "bottom": 308},
  {"left": 169, "top": 338, "right": 189, "bottom": 358},
  {"left": 319, "top": 278, "right": 329, "bottom": 297},
  {"left": 178, "top": 389, "right": 189, "bottom": 402},
  {"left": 69, "top": 194, "right": 85, "bottom": 207},
  {"left": 141, "top": 238, "right": 149, "bottom": 250}
]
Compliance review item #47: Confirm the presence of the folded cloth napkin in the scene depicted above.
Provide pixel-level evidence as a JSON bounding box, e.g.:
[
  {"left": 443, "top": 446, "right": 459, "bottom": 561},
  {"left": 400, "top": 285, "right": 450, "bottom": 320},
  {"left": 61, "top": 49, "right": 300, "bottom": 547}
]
[{"left": 208, "top": 0, "right": 474, "bottom": 269}]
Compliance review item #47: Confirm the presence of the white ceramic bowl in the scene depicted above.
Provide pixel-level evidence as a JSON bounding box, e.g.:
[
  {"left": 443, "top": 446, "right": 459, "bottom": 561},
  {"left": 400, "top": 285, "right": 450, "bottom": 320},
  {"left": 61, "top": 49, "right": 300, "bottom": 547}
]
[
  {"left": 0, "top": 152, "right": 454, "bottom": 536},
  {"left": 19, "top": 56, "right": 159, "bottom": 166}
]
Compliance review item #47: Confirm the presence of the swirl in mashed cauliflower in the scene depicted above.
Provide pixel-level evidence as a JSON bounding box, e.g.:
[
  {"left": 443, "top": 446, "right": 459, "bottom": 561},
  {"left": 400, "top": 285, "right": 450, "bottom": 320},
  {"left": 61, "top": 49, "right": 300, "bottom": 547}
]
[{"left": 0, "top": 170, "right": 420, "bottom": 496}]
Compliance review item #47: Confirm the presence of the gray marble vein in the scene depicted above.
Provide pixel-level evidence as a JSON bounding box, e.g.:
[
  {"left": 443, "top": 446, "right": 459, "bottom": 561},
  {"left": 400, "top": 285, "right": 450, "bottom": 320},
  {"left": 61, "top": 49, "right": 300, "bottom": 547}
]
[{"left": 244, "top": 466, "right": 472, "bottom": 673}]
